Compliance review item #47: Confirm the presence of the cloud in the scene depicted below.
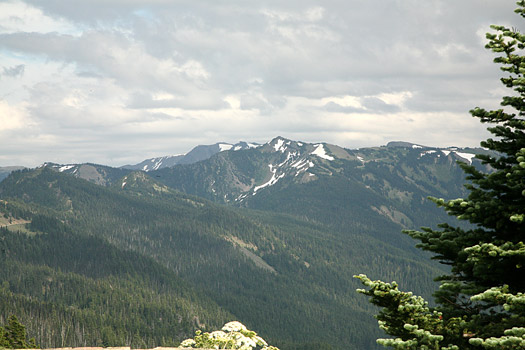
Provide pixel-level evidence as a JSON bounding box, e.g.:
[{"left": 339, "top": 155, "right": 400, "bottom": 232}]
[{"left": 0, "top": 0, "right": 520, "bottom": 167}]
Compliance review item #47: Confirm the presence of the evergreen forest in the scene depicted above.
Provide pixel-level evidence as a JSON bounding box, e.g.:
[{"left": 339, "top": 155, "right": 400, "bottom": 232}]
[{"left": 0, "top": 164, "right": 453, "bottom": 349}]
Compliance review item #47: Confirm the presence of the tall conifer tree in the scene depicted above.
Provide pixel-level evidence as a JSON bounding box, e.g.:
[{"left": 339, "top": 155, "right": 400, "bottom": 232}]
[
  {"left": 356, "top": 2, "right": 525, "bottom": 349},
  {"left": 4, "top": 315, "right": 29, "bottom": 349}
]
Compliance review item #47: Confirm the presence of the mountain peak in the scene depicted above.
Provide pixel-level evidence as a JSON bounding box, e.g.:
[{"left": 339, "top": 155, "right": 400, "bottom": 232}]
[
  {"left": 270, "top": 138, "right": 288, "bottom": 153},
  {"left": 266, "top": 137, "right": 306, "bottom": 153}
]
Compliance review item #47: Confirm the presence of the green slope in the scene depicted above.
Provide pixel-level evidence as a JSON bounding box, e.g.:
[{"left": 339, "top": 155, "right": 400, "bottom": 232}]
[
  {"left": 0, "top": 166, "right": 445, "bottom": 349},
  {"left": 0, "top": 215, "right": 232, "bottom": 348}
]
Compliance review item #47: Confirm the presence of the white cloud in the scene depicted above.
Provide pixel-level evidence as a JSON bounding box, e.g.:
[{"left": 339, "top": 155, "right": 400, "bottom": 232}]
[{"left": 0, "top": 0, "right": 520, "bottom": 167}]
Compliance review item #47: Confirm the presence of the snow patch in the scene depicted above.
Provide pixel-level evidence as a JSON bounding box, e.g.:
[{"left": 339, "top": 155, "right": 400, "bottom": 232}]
[
  {"left": 278, "top": 151, "right": 294, "bottom": 167},
  {"left": 455, "top": 152, "right": 476, "bottom": 164},
  {"left": 419, "top": 150, "right": 437, "bottom": 158},
  {"left": 295, "top": 168, "right": 306, "bottom": 177},
  {"left": 253, "top": 164, "right": 285, "bottom": 193},
  {"left": 357, "top": 156, "right": 364, "bottom": 163},
  {"left": 121, "top": 182, "right": 127, "bottom": 188},
  {"left": 235, "top": 193, "right": 248, "bottom": 202},
  {"left": 59, "top": 165, "right": 75, "bottom": 172},
  {"left": 311, "top": 144, "right": 334, "bottom": 160},
  {"left": 219, "top": 143, "right": 233, "bottom": 152},
  {"left": 291, "top": 158, "right": 312, "bottom": 176},
  {"left": 412, "top": 145, "right": 423, "bottom": 149},
  {"left": 442, "top": 150, "right": 451, "bottom": 156},
  {"left": 292, "top": 159, "right": 308, "bottom": 169},
  {"left": 152, "top": 159, "right": 164, "bottom": 170},
  {"left": 273, "top": 139, "right": 287, "bottom": 152}
]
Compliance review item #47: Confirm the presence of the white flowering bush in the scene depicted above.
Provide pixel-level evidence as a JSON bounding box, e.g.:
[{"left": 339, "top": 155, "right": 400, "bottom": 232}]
[{"left": 179, "top": 321, "right": 279, "bottom": 350}]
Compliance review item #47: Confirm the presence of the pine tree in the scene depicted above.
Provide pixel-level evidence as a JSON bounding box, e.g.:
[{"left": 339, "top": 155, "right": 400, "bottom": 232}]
[
  {"left": 356, "top": 2, "right": 525, "bottom": 349},
  {"left": 4, "top": 315, "right": 30, "bottom": 349}
]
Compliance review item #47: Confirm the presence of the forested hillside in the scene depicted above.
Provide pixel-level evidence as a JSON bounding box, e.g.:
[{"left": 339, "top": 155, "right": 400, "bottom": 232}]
[
  {"left": 0, "top": 166, "right": 448, "bottom": 349},
  {"left": 0, "top": 201, "right": 232, "bottom": 347}
]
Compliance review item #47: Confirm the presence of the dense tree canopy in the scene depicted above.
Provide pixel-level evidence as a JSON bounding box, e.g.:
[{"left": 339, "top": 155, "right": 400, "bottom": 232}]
[{"left": 356, "top": 2, "right": 525, "bottom": 349}]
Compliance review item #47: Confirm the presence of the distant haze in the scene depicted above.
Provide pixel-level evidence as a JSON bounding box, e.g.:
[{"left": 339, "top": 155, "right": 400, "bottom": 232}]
[{"left": 0, "top": 0, "right": 518, "bottom": 167}]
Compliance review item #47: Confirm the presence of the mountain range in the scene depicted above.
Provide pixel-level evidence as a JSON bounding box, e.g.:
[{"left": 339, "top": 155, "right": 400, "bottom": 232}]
[{"left": 0, "top": 137, "right": 488, "bottom": 350}]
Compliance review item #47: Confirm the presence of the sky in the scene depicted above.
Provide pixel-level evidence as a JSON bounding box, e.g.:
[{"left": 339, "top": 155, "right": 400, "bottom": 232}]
[{"left": 0, "top": 0, "right": 521, "bottom": 167}]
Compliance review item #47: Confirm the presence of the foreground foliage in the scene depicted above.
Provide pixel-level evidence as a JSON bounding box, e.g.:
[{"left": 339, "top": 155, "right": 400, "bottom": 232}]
[
  {"left": 180, "top": 321, "right": 279, "bottom": 350},
  {"left": 356, "top": 2, "right": 525, "bottom": 349},
  {"left": 0, "top": 315, "right": 35, "bottom": 349}
]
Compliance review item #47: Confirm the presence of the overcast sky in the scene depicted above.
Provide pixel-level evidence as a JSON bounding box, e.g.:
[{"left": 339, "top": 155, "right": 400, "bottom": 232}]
[{"left": 0, "top": 0, "right": 520, "bottom": 167}]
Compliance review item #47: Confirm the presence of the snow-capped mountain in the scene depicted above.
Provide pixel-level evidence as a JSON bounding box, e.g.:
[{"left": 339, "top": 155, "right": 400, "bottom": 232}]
[
  {"left": 148, "top": 136, "right": 490, "bottom": 233},
  {"left": 152, "top": 137, "right": 486, "bottom": 203},
  {"left": 148, "top": 137, "right": 341, "bottom": 202},
  {"left": 122, "top": 141, "right": 260, "bottom": 172},
  {"left": 230, "top": 137, "right": 345, "bottom": 201},
  {"left": 37, "top": 135, "right": 487, "bottom": 232},
  {"left": 21, "top": 136, "right": 491, "bottom": 242}
]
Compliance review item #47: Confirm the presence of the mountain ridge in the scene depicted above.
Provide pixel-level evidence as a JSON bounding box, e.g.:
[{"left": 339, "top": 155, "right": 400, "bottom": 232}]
[{"left": 2, "top": 137, "right": 489, "bottom": 237}]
